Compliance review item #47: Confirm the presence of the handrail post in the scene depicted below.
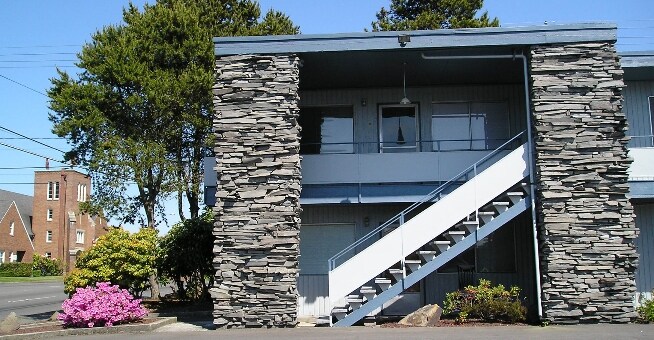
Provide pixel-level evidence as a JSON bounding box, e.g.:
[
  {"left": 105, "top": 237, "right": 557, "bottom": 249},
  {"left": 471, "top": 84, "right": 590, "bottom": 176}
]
[{"left": 400, "top": 213, "right": 406, "bottom": 279}]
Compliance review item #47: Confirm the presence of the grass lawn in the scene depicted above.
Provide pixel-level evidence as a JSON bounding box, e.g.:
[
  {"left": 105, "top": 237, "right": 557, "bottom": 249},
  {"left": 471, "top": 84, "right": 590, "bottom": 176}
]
[{"left": 0, "top": 276, "right": 63, "bottom": 283}]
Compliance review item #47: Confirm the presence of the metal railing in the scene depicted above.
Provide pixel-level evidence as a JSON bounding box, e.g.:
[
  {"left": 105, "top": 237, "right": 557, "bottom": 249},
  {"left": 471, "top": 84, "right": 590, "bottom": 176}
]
[
  {"left": 300, "top": 138, "right": 515, "bottom": 155},
  {"left": 327, "top": 130, "right": 527, "bottom": 271},
  {"left": 629, "top": 135, "right": 654, "bottom": 148}
]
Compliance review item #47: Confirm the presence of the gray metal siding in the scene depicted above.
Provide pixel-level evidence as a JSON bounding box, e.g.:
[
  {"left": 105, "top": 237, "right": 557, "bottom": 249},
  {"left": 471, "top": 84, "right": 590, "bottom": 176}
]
[
  {"left": 297, "top": 204, "right": 410, "bottom": 317},
  {"left": 299, "top": 84, "right": 526, "bottom": 154},
  {"left": 624, "top": 80, "right": 654, "bottom": 147},
  {"left": 636, "top": 203, "right": 654, "bottom": 301}
]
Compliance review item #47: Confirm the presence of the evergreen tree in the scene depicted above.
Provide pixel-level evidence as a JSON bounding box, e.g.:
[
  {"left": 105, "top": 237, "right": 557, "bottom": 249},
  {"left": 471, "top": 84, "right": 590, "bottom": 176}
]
[{"left": 371, "top": 0, "right": 499, "bottom": 31}]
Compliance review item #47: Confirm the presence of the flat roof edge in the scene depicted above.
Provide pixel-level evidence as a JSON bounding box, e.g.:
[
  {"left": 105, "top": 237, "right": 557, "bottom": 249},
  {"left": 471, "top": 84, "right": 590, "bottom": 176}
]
[
  {"left": 621, "top": 51, "right": 654, "bottom": 68},
  {"left": 214, "top": 23, "right": 617, "bottom": 56}
]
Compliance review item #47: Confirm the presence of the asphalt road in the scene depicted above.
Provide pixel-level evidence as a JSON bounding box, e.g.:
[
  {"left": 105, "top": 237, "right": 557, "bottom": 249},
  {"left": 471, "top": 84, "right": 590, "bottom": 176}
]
[
  {"left": 70, "top": 323, "right": 654, "bottom": 340},
  {"left": 0, "top": 281, "right": 67, "bottom": 323}
]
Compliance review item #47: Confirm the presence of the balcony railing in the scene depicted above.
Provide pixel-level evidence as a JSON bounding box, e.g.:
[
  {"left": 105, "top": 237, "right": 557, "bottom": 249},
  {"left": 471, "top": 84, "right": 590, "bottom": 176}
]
[
  {"left": 629, "top": 135, "right": 654, "bottom": 148},
  {"left": 300, "top": 138, "right": 517, "bottom": 155}
]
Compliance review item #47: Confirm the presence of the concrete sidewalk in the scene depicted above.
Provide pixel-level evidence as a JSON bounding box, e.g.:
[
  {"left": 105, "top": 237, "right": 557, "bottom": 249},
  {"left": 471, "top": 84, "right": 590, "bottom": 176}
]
[{"left": 72, "top": 323, "right": 653, "bottom": 340}]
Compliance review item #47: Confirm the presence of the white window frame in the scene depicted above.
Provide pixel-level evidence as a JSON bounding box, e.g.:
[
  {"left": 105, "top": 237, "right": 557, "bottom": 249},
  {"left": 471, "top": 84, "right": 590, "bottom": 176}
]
[
  {"left": 46, "top": 230, "right": 53, "bottom": 243},
  {"left": 47, "top": 208, "right": 53, "bottom": 221},
  {"left": 44, "top": 252, "right": 52, "bottom": 259},
  {"left": 47, "top": 181, "right": 60, "bottom": 200},
  {"left": 9, "top": 221, "right": 14, "bottom": 236},
  {"left": 77, "top": 183, "right": 87, "bottom": 202},
  {"left": 648, "top": 96, "right": 654, "bottom": 146},
  {"left": 9, "top": 252, "right": 16, "bottom": 263},
  {"left": 378, "top": 103, "right": 420, "bottom": 153},
  {"left": 76, "top": 230, "right": 85, "bottom": 244},
  {"left": 0, "top": 250, "right": 4, "bottom": 263}
]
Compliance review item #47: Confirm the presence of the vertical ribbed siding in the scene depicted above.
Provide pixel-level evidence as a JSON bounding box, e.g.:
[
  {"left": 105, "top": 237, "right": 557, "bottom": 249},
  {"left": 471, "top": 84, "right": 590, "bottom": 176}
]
[
  {"left": 624, "top": 80, "right": 654, "bottom": 147},
  {"left": 635, "top": 203, "right": 654, "bottom": 300}
]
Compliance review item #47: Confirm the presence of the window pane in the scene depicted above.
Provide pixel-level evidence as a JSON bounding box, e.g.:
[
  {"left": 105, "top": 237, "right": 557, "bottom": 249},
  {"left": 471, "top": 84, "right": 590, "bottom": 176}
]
[
  {"left": 381, "top": 106, "right": 417, "bottom": 152},
  {"left": 471, "top": 102, "right": 509, "bottom": 149},
  {"left": 432, "top": 114, "right": 470, "bottom": 151},
  {"left": 476, "top": 223, "right": 516, "bottom": 273},
  {"left": 299, "top": 106, "right": 354, "bottom": 154}
]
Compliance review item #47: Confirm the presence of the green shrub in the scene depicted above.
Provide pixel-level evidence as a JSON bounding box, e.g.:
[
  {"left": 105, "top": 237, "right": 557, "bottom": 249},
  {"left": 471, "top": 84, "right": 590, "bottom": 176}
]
[
  {"left": 64, "top": 228, "right": 158, "bottom": 296},
  {"left": 443, "top": 279, "right": 526, "bottom": 323},
  {"left": 0, "top": 263, "right": 36, "bottom": 277},
  {"left": 637, "top": 294, "right": 654, "bottom": 322},
  {"left": 33, "top": 254, "right": 63, "bottom": 276},
  {"left": 157, "top": 210, "right": 214, "bottom": 301}
]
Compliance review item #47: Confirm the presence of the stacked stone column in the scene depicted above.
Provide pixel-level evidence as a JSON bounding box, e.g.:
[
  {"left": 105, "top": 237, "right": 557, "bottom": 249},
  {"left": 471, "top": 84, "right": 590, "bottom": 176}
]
[
  {"left": 211, "top": 54, "right": 301, "bottom": 328},
  {"left": 530, "top": 42, "right": 638, "bottom": 323}
]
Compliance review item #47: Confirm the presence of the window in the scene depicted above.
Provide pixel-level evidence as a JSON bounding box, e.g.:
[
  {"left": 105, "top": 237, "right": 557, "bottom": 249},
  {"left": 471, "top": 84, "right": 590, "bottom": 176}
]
[
  {"left": 432, "top": 101, "right": 509, "bottom": 151},
  {"left": 0, "top": 250, "right": 4, "bottom": 263},
  {"left": 46, "top": 230, "right": 53, "bottom": 243},
  {"left": 649, "top": 96, "right": 654, "bottom": 146},
  {"left": 76, "top": 230, "right": 85, "bottom": 244},
  {"left": 9, "top": 221, "right": 14, "bottom": 236},
  {"left": 9, "top": 252, "right": 16, "bottom": 263},
  {"left": 47, "top": 208, "right": 53, "bottom": 221},
  {"left": 299, "top": 106, "right": 354, "bottom": 154},
  {"left": 47, "top": 181, "right": 60, "bottom": 200},
  {"left": 379, "top": 104, "right": 418, "bottom": 153},
  {"left": 77, "top": 183, "right": 87, "bottom": 202},
  {"left": 44, "top": 252, "right": 52, "bottom": 259}
]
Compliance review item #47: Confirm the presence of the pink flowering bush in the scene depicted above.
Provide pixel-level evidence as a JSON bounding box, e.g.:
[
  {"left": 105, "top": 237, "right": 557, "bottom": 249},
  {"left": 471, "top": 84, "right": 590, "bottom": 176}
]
[{"left": 59, "top": 282, "right": 148, "bottom": 328}]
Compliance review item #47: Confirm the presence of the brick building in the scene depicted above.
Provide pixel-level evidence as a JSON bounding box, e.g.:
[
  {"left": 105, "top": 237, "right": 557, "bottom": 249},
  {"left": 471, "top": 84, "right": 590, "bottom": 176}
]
[
  {"left": 30, "top": 169, "right": 108, "bottom": 270},
  {"left": 0, "top": 189, "right": 35, "bottom": 263}
]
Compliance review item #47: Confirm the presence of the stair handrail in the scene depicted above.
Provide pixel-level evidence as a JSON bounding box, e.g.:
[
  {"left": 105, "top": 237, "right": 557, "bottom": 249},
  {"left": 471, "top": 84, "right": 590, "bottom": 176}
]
[{"left": 328, "top": 130, "right": 527, "bottom": 271}]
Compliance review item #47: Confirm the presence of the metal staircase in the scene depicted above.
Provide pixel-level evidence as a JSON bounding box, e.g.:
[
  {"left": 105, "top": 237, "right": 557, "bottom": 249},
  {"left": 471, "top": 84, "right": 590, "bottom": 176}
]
[{"left": 327, "top": 132, "right": 531, "bottom": 327}]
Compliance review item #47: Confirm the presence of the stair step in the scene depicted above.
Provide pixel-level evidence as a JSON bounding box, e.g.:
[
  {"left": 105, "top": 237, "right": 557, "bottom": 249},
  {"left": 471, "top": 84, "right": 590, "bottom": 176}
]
[
  {"left": 360, "top": 286, "right": 377, "bottom": 301},
  {"left": 346, "top": 296, "right": 364, "bottom": 310},
  {"left": 478, "top": 211, "right": 496, "bottom": 224},
  {"left": 418, "top": 250, "right": 438, "bottom": 262},
  {"left": 492, "top": 201, "right": 510, "bottom": 213},
  {"left": 506, "top": 192, "right": 525, "bottom": 204},
  {"left": 388, "top": 268, "right": 404, "bottom": 281},
  {"left": 445, "top": 230, "right": 466, "bottom": 243},
  {"left": 332, "top": 308, "right": 349, "bottom": 320},
  {"left": 457, "top": 220, "right": 479, "bottom": 233},
  {"left": 375, "top": 278, "right": 392, "bottom": 291},
  {"left": 432, "top": 240, "right": 451, "bottom": 253},
  {"left": 405, "top": 259, "right": 422, "bottom": 272}
]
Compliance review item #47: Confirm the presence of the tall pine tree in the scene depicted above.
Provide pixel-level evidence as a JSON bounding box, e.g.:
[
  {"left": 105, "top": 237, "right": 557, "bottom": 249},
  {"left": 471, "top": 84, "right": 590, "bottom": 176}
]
[{"left": 371, "top": 0, "right": 499, "bottom": 31}]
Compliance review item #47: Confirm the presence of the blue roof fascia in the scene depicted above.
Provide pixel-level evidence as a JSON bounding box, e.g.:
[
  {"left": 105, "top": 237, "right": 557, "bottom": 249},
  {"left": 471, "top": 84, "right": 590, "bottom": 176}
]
[
  {"left": 621, "top": 51, "right": 654, "bottom": 68},
  {"left": 214, "top": 23, "right": 617, "bottom": 56}
]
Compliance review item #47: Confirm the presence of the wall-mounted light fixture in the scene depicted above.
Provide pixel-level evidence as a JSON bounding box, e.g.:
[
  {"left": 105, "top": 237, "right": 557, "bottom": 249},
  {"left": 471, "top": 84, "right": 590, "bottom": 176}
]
[
  {"left": 364, "top": 216, "right": 370, "bottom": 228},
  {"left": 361, "top": 98, "right": 367, "bottom": 107},
  {"left": 398, "top": 34, "right": 411, "bottom": 47}
]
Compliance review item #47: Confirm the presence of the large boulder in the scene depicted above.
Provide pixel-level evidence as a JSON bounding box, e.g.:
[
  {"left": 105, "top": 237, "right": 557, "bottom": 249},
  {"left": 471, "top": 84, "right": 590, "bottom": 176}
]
[
  {"left": 0, "top": 312, "right": 19, "bottom": 333},
  {"left": 398, "top": 304, "right": 442, "bottom": 327}
]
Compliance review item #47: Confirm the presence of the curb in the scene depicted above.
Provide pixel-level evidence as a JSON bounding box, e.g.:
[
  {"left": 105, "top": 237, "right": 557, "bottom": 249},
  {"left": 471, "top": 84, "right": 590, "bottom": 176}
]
[{"left": 0, "top": 317, "right": 177, "bottom": 339}]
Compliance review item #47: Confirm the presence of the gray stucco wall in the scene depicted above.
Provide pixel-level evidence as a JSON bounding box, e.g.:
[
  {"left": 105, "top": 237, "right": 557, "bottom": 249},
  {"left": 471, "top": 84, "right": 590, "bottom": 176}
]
[
  {"left": 530, "top": 42, "right": 639, "bottom": 323},
  {"left": 211, "top": 54, "right": 302, "bottom": 328}
]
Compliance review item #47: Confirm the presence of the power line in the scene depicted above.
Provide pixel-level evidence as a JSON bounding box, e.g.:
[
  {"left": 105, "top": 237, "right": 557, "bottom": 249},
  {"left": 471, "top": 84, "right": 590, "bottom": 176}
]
[
  {"left": 0, "top": 141, "right": 65, "bottom": 163},
  {"left": 0, "top": 137, "right": 65, "bottom": 140},
  {"left": 0, "top": 125, "right": 67, "bottom": 154},
  {"left": 0, "top": 73, "right": 49, "bottom": 97}
]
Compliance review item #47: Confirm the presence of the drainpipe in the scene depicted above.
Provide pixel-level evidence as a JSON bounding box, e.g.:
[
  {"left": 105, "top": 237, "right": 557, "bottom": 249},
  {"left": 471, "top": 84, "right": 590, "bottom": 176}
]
[{"left": 421, "top": 52, "right": 543, "bottom": 319}]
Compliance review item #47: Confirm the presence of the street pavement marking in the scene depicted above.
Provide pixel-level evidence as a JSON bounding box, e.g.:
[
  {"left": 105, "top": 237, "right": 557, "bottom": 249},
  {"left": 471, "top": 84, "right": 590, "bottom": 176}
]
[{"left": 6, "top": 295, "right": 59, "bottom": 303}]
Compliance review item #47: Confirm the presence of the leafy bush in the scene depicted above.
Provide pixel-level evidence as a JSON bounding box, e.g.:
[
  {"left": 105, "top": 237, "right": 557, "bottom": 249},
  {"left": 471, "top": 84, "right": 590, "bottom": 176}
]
[
  {"left": 637, "top": 294, "right": 654, "bottom": 322},
  {"left": 158, "top": 211, "right": 214, "bottom": 301},
  {"left": 64, "top": 228, "right": 158, "bottom": 296},
  {"left": 0, "top": 263, "right": 38, "bottom": 277},
  {"left": 33, "top": 254, "right": 63, "bottom": 276},
  {"left": 59, "top": 282, "right": 148, "bottom": 327},
  {"left": 443, "top": 279, "right": 526, "bottom": 323}
]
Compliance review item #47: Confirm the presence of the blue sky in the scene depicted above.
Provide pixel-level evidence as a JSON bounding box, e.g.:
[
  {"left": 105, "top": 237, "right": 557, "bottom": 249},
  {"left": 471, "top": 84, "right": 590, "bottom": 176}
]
[{"left": 1, "top": 0, "right": 653, "bottom": 233}]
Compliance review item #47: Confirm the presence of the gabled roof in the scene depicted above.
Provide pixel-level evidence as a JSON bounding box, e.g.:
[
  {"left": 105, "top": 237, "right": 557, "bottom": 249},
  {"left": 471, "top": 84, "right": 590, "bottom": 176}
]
[
  {"left": 214, "top": 23, "right": 617, "bottom": 56},
  {"left": 0, "top": 189, "right": 34, "bottom": 236}
]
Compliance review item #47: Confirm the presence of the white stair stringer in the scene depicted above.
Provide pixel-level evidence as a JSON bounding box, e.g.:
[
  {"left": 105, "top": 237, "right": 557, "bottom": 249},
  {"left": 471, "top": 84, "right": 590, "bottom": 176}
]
[
  {"left": 333, "top": 197, "right": 531, "bottom": 327},
  {"left": 328, "top": 143, "right": 529, "bottom": 318}
]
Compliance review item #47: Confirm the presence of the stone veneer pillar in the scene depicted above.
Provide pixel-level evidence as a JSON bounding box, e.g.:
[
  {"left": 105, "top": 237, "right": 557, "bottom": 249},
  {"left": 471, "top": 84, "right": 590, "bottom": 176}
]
[
  {"left": 210, "top": 54, "right": 301, "bottom": 328},
  {"left": 530, "top": 42, "right": 638, "bottom": 323}
]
